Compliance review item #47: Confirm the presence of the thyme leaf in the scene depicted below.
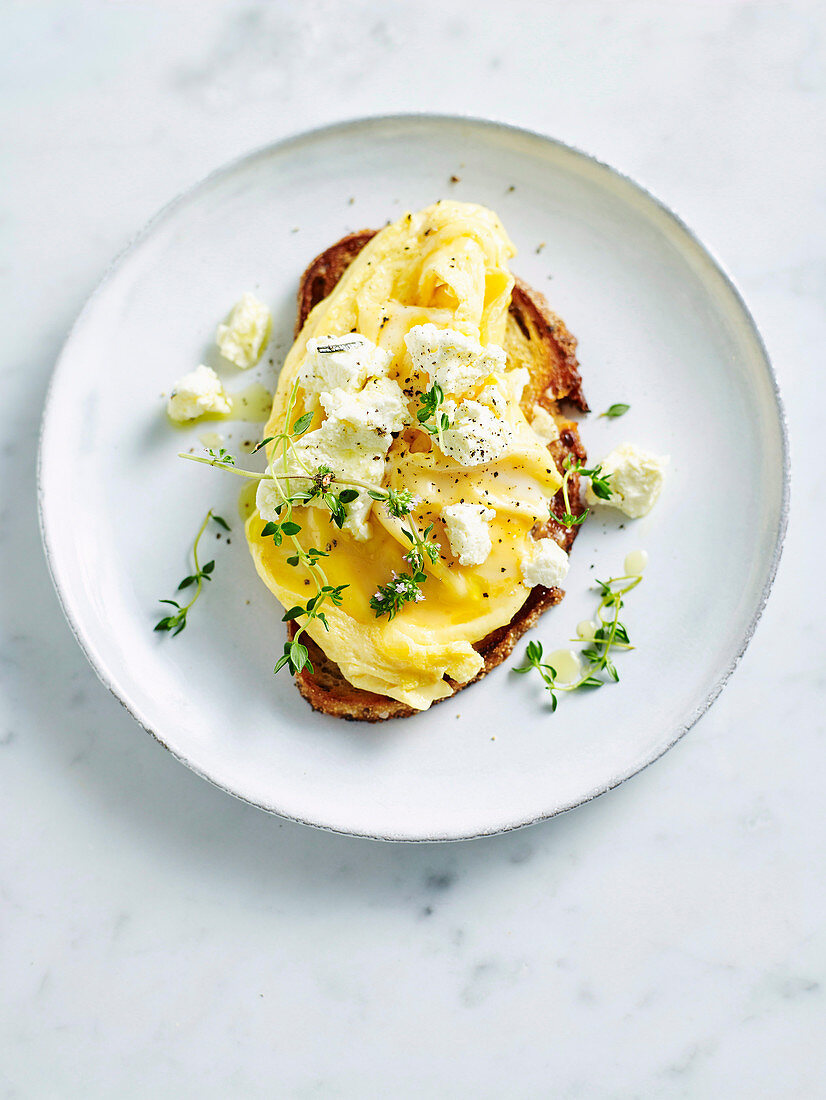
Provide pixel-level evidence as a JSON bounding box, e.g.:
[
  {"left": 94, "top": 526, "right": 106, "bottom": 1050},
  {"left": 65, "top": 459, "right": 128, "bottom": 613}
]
[{"left": 556, "top": 455, "right": 613, "bottom": 528}]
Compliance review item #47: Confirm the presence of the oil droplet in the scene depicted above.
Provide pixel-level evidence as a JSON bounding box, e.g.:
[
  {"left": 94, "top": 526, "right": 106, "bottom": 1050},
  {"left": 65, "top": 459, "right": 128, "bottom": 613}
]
[
  {"left": 229, "top": 383, "right": 273, "bottom": 423},
  {"left": 576, "top": 620, "right": 596, "bottom": 641},
  {"left": 167, "top": 385, "right": 273, "bottom": 428},
  {"left": 547, "top": 648, "right": 582, "bottom": 685},
  {"left": 624, "top": 550, "right": 648, "bottom": 576},
  {"left": 198, "top": 430, "right": 225, "bottom": 450},
  {"left": 238, "top": 480, "right": 258, "bottom": 520}
]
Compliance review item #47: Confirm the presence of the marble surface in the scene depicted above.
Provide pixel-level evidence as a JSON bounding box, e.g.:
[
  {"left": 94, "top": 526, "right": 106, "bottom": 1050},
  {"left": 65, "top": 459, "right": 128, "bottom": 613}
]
[{"left": 1, "top": 2, "right": 823, "bottom": 1096}]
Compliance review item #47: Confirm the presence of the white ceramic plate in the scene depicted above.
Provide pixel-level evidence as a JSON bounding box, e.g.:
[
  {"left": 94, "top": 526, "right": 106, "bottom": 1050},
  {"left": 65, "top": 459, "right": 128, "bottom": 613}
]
[{"left": 39, "top": 116, "right": 788, "bottom": 841}]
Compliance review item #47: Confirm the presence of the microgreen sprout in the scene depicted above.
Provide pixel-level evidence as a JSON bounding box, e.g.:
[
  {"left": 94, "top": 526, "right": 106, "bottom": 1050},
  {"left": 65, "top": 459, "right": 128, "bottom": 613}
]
[
  {"left": 513, "top": 569, "right": 642, "bottom": 710},
  {"left": 599, "top": 403, "right": 630, "bottom": 419},
  {"left": 154, "top": 510, "right": 230, "bottom": 636}
]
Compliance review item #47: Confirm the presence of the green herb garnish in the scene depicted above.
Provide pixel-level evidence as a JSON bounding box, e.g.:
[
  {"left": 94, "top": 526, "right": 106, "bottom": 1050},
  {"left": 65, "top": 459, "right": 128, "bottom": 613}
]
[
  {"left": 599, "top": 403, "right": 630, "bottom": 419},
  {"left": 513, "top": 569, "right": 642, "bottom": 710},
  {"left": 178, "top": 381, "right": 442, "bottom": 670},
  {"left": 369, "top": 571, "right": 426, "bottom": 620},
  {"left": 556, "top": 455, "right": 612, "bottom": 528},
  {"left": 206, "top": 447, "right": 236, "bottom": 466},
  {"left": 416, "top": 383, "right": 451, "bottom": 449},
  {"left": 154, "top": 510, "right": 230, "bottom": 635}
]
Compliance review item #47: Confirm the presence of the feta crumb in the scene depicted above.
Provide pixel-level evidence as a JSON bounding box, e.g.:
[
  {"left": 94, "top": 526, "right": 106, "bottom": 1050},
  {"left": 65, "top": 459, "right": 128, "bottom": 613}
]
[
  {"left": 257, "top": 418, "right": 390, "bottom": 541},
  {"left": 529, "top": 405, "right": 560, "bottom": 444},
  {"left": 520, "top": 538, "right": 570, "bottom": 590},
  {"left": 477, "top": 382, "right": 507, "bottom": 416},
  {"left": 442, "top": 503, "right": 496, "bottom": 567},
  {"left": 216, "top": 292, "right": 271, "bottom": 369},
  {"left": 166, "top": 364, "right": 231, "bottom": 422},
  {"left": 300, "top": 334, "right": 391, "bottom": 396},
  {"left": 476, "top": 366, "right": 528, "bottom": 417},
  {"left": 320, "top": 376, "right": 409, "bottom": 434},
  {"left": 404, "top": 324, "right": 506, "bottom": 396},
  {"left": 586, "top": 442, "right": 668, "bottom": 519},
  {"left": 438, "top": 400, "right": 512, "bottom": 466}
]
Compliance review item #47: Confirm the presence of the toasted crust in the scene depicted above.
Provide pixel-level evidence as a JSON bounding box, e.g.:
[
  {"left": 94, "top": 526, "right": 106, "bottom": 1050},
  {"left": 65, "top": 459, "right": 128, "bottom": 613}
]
[
  {"left": 286, "top": 230, "right": 588, "bottom": 722},
  {"left": 509, "top": 276, "right": 588, "bottom": 413},
  {"left": 295, "top": 230, "right": 378, "bottom": 339}
]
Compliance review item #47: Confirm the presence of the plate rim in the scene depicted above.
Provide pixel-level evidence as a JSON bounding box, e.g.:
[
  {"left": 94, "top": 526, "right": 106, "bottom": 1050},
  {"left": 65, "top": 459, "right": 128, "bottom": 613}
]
[{"left": 37, "top": 112, "right": 791, "bottom": 842}]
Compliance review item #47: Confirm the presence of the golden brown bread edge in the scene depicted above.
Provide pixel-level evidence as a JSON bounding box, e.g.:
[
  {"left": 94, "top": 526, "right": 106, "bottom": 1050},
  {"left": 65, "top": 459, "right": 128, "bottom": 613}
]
[{"left": 285, "top": 229, "right": 589, "bottom": 722}]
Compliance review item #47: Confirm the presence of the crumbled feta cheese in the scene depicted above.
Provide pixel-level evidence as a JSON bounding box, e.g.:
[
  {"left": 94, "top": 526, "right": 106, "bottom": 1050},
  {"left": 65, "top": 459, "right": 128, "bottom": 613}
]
[
  {"left": 166, "top": 364, "right": 231, "bottom": 422},
  {"left": 437, "top": 399, "right": 512, "bottom": 466},
  {"left": 405, "top": 324, "right": 506, "bottom": 396},
  {"left": 529, "top": 405, "right": 560, "bottom": 444},
  {"left": 477, "top": 382, "right": 507, "bottom": 416},
  {"left": 256, "top": 479, "right": 287, "bottom": 523},
  {"left": 475, "top": 365, "right": 528, "bottom": 418},
  {"left": 320, "top": 376, "right": 409, "bottom": 434},
  {"left": 586, "top": 442, "right": 668, "bottom": 519},
  {"left": 520, "top": 538, "right": 570, "bottom": 590},
  {"left": 442, "top": 503, "right": 496, "bottom": 567},
  {"left": 257, "top": 418, "right": 390, "bottom": 541},
  {"left": 216, "top": 292, "right": 271, "bottom": 369},
  {"left": 300, "top": 334, "right": 391, "bottom": 396},
  {"left": 258, "top": 342, "right": 403, "bottom": 540}
]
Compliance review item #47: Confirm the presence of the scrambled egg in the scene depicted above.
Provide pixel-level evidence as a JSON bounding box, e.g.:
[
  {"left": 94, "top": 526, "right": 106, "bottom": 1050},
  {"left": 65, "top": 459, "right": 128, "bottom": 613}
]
[{"left": 246, "top": 201, "right": 563, "bottom": 711}]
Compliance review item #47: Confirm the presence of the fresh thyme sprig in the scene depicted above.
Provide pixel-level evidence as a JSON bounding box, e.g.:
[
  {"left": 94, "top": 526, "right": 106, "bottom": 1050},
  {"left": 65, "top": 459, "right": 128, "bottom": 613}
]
[
  {"left": 513, "top": 570, "right": 642, "bottom": 710},
  {"left": 557, "top": 455, "right": 612, "bottom": 528},
  {"left": 365, "top": 490, "right": 440, "bottom": 618},
  {"left": 154, "top": 510, "right": 230, "bottom": 635},
  {"left": 401, "top": 522, "right": 441, "bottom": 573},
  {"left": 369, "top": 486, "right": 416, "bottom": 518},
  {"left": 367, "top": 488, "right": 439, "bottom": 569},
  {"left": 599, "top": 403, "right": 630, "bottom": 419},
  {"left": 268, "top": 471, "right": 439, "bottom": 664},
  {"left": 184, "top": 443, "right": 440, "bottom": 634},
  {"left": 178, "top": 380, "right": 442, "bottom": 671},
  {"left": 369, "top": 571, "right": 426, "bottom": 619},
  {"left": 251, "top": 383, "right": 355, "bottom": 675},
  {"left": 416, "top": 383, "right": 451, "bottom": 449}
]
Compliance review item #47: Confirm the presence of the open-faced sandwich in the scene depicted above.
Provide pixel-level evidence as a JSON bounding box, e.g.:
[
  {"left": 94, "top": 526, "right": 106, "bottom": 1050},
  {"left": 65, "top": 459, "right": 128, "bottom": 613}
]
[{"left": 244, "top": 201, "right": 591, "bottom": 720}]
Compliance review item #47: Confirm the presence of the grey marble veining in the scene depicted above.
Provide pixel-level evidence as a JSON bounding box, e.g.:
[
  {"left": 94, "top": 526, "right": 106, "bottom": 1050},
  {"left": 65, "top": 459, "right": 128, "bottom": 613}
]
[{"left": 1, "top": 2, "right": 824, "bottom": 1097}]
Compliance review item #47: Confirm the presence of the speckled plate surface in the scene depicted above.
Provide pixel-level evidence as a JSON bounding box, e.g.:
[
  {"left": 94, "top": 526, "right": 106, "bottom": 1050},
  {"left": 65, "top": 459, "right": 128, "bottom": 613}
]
[{"left": 38, "top": 115, "right": 788, "bottom": 841}]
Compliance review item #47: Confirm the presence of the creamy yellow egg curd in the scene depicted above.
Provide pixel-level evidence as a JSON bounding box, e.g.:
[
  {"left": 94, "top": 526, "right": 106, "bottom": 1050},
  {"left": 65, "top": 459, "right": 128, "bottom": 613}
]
[{"left": 246, "top": 201, "right": 564, "bottom": 711}]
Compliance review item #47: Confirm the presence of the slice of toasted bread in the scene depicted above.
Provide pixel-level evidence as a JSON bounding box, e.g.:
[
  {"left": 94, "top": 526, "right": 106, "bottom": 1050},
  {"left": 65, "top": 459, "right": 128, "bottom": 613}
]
[{"left": 286, "top": 231, "right": 588, "bottom": 721}]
